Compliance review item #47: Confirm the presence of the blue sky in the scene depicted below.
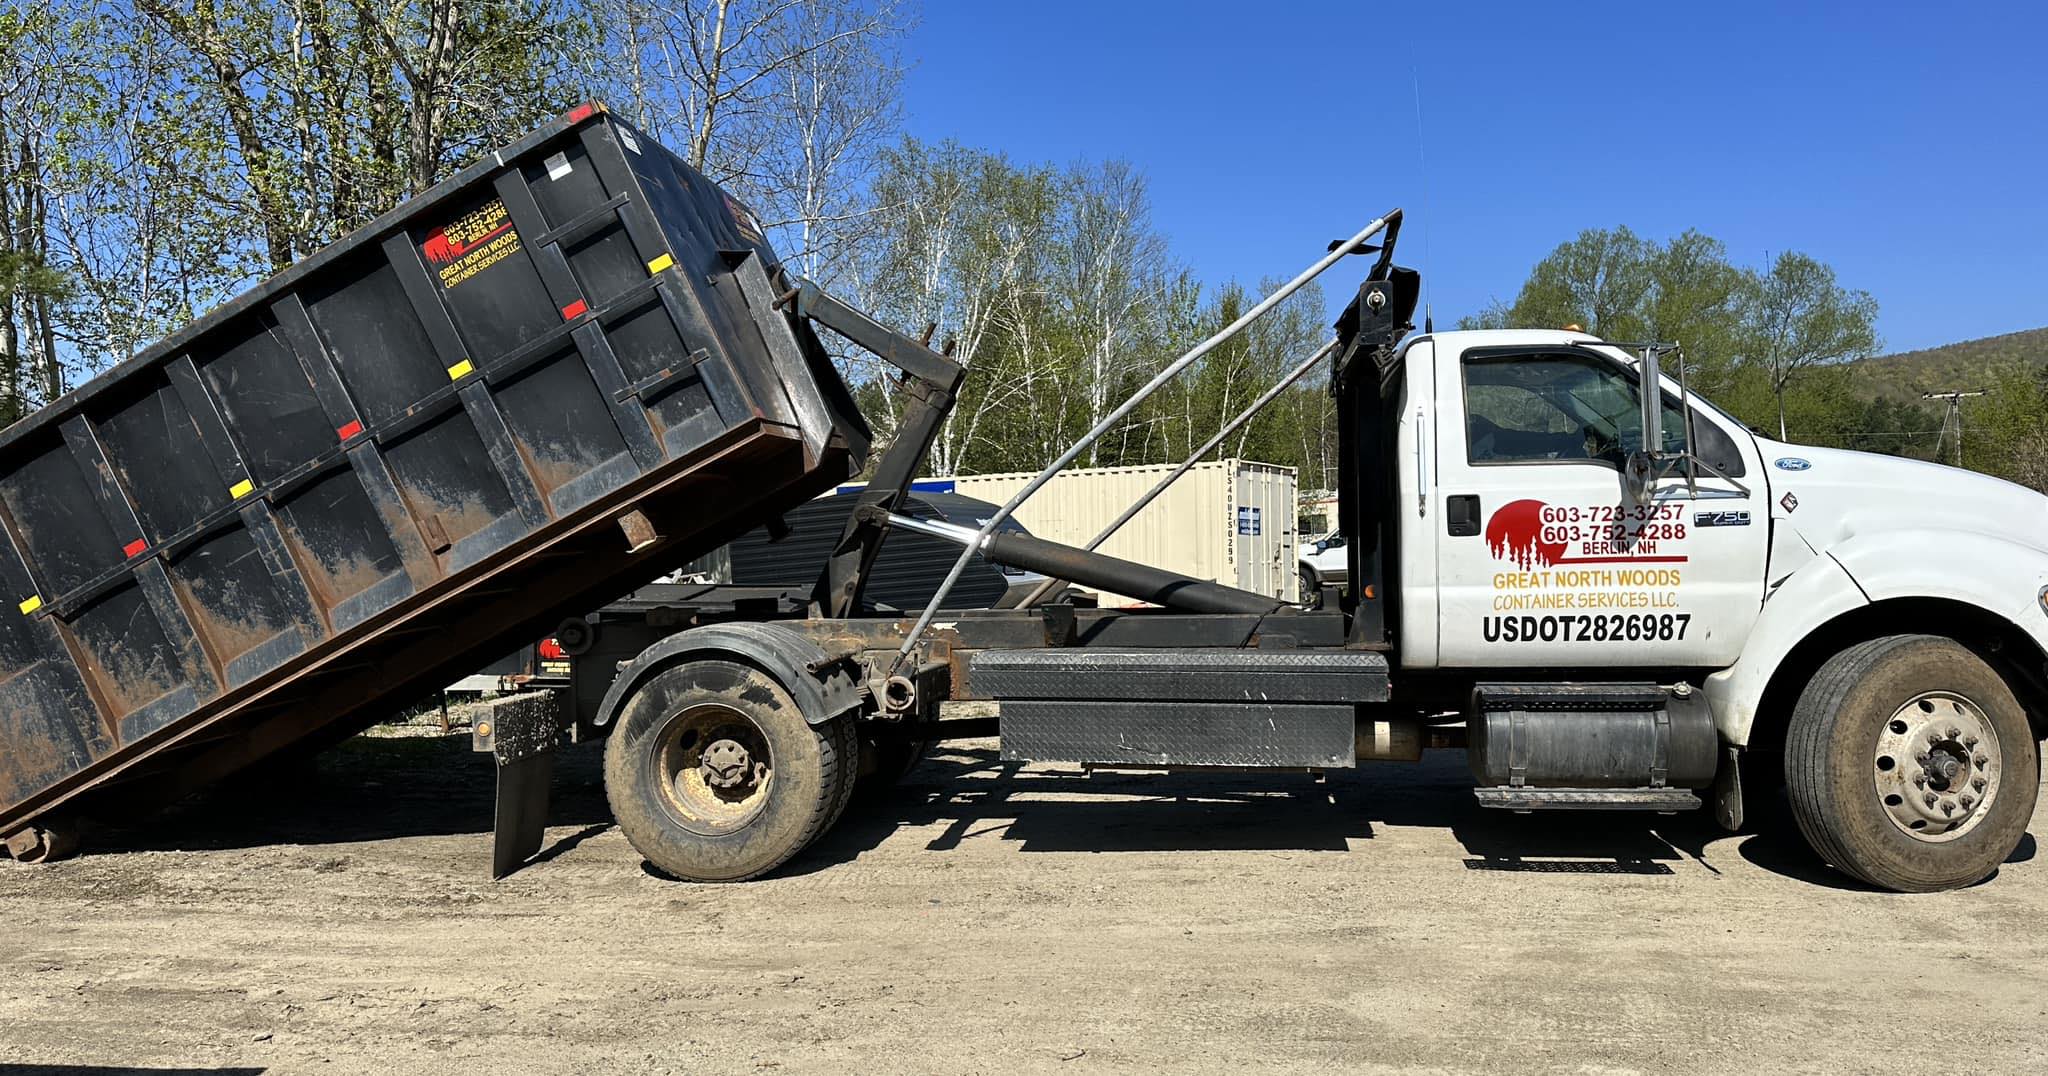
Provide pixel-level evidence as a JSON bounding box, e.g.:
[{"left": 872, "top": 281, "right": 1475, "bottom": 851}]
[{"left": 899, "top": 1, "right": 2046, "bottom": 353}]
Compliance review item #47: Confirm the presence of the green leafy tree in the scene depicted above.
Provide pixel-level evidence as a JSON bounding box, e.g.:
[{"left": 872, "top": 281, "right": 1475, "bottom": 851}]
[
  {"left": 1463, "top": 228, "right": 1880, "bottom": 445},
  {"left": 1736, "top": 251, "right": 1880, "bottom": 440}
]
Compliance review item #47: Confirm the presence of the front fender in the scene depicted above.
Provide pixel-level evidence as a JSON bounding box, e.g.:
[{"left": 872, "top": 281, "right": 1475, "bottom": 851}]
[
  {"left": 592, "top": 622, "right": 864, "bottom": 729},
  {"left": 1702, "top": 552, "right": 1867, "bottom": 745},
  {"left": 1831, "top": 528, "right": 2048, "bottom": 638},
  {"left": 1704, "top": 528, "right": 2048, "bottom": 745}
]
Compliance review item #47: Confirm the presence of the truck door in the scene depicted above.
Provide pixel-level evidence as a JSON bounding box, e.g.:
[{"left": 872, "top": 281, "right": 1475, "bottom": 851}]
[{"left": 1431, "top": 342, "right": 1766, "bottom": 668}]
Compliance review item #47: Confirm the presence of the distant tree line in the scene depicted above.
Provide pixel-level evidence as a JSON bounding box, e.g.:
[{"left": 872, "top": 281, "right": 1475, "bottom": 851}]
[
  {"left": 1462, "top": 225, "right": 2048, "bottom": 491},
  {"left": 3, "top": 3, "right": 2037, "bottom": 495}
]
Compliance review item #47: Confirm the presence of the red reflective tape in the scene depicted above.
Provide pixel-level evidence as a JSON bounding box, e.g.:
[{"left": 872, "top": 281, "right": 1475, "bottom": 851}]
[
  {"left": 565, "top": 102, "right": 596, "bottom": 124},
  {"left": 561, "top": 299, "right": 589, "bottom": 320},
  {"left": 123, "top": 538, "right": 147, "bottom": 558},
  {"left": 337, "top": 419, "right": 364, "bottom": 441}
]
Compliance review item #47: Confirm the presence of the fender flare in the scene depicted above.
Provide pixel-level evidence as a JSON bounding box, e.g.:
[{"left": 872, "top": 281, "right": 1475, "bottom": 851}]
[
  {"left": 592, "top": 622, "right": 864, "bottom": 729},
  {"left": 1705, "top": 528, "right": 2048, "bottom": 745}
]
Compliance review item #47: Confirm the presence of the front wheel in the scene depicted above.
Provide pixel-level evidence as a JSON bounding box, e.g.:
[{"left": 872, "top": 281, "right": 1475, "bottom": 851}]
[
  {"left": 604, "top": 660, "right": 856, "bottom": 882},
  {"left": 1784, "top": 634, "right": 2038, "bottom": 892}
]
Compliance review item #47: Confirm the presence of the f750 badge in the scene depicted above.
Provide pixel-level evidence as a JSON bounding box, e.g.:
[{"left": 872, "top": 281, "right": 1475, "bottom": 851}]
[{"left": 1693, "top": 510, "right": 1751, "bottom": 527}]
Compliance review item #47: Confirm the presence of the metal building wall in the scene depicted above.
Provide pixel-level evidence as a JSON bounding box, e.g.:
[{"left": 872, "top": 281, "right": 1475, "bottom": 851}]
[{"left": 951, "top": 459, "right": 1298, "bottom": 605}]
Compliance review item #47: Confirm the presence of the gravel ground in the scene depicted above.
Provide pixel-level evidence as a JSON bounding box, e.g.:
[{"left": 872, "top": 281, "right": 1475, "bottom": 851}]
[{"left": 1, "top": 721, "right": 2044, "bottom": 1075}]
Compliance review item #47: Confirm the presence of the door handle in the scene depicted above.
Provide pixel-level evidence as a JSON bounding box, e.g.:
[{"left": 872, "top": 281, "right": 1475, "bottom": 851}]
[{"left": 1446, "top": 494, "right": 1481, "bottom": 536}]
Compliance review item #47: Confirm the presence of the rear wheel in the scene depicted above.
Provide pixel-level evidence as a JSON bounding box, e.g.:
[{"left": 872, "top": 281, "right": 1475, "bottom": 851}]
[
  {"left": 1784, "top": 634, "right": 2038, "bottom": 892},
  {"left": 604, "top": 660, "right": 855, "bottom": 882}
]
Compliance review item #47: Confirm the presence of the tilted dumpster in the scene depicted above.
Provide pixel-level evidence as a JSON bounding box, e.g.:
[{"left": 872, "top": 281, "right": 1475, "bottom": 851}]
[{"left": 0, "top": 104, "right": 866, "bottom": 857}]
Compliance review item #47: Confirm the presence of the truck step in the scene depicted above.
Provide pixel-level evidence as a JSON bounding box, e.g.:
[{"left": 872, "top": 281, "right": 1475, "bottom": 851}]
[
  {"left": 1473, "top": 787, "right": 1703, "bottom": 813},
  {"left": 970, "top": 648, "right": 1388, "bottom": 703},
  {"left": 1000, "top": 700, "right": 1354, "bottom": 769}
]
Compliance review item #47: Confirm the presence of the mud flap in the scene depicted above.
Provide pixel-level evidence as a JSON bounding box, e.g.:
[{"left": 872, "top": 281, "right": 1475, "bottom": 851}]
[
  {"left": 1713, "top": 744, "right": 1744, "bottom": 832},
  {"left": 472, "top": 689, "right": 565, "bottom": 879}
]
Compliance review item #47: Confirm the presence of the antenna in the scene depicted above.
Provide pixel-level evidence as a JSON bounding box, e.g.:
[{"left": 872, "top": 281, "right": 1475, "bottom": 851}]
[
  {"left": 1923, "top": 389, "right": 1986, "bottom": 467},
  {"left": 1411, "top": 67, "right": 1432, "bottom": 333}
]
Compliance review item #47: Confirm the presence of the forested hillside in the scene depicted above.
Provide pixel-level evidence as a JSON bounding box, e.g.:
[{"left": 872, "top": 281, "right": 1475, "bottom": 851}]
[{"left": 1849, "top": 327, "right": 2048, "bottom": 403}]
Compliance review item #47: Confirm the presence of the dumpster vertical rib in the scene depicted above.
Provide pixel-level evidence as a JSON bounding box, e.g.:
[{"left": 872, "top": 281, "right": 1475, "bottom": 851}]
[
  {"left": 56, "top": 416, "right": 219, "bottom": 704},
  {"left": 568, "top": 322, "right": 667, "bottom": 470},
  {"left": 490, "top": 173, "right": 586, "bottom": 317},
  {"left": 162, "top": 355, "right": 329, "bottom": 642},
  {"left": 575, "top": 124, "right": 661, "bottom": 255},
  {"left": 0, "top": 504, "right": 116, "bottom": 755},
  {"left": 491, "top": 171, "right": 666, "bottom": 472},
  {"left": 654, "top": 282, "right": 757, "bottom": 425},
  {"left": 264, "top": 297, "right": 445, "bottom": 591},
  {"left": 381, "top": 234, "right": 553, "bottom": 529}
]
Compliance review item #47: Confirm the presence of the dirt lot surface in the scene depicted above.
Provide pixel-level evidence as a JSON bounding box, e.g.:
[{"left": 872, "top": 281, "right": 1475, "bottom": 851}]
[{"left": 3, "top": 718, "right": 2045, "bottom": 1075}]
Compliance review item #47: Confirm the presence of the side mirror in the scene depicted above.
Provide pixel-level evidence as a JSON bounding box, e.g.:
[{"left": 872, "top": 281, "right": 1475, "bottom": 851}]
[
  {"left": 1624, "top": 450, "right": 1655, "bottom": 502},
  {"left": 1638, "top": 348, "right": 1664, "bottom": 459},
  {"left": 1627, "top": 348, "right": 1665, "bottom": 503}
]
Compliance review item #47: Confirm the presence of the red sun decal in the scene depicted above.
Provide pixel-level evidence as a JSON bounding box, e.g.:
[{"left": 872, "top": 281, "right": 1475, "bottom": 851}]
[{"left": 1485, "top": 498, "right": 1567, "bottom": 569}]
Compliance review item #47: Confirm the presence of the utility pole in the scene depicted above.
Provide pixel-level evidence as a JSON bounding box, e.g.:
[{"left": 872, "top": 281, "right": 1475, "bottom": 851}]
[{"left": 1924, "top": 389, "right": 1986, "bottom": 467}]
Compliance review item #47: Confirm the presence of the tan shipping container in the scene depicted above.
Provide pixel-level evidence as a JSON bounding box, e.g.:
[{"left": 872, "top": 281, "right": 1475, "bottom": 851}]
[{"left": 950, "top": 459, "right": 1298, "bottom": 606}]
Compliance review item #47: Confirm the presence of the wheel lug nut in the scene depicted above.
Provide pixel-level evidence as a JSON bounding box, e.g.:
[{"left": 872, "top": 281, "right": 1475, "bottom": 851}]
[
  {"left": 1946, "top": 726, "right": 1961, "bottom": 739},
  {"left": 1942, "top": 801, "right": 1956, "bottom": 816},
  {"left": 1964, "top": 736, "right": 1979, "bottom": 748},
  {"left": 1915, "top": 752, "right": 1931, "bottom": 765},
  {"left": 1914, "top": 775, "right": 1928, "bottom": 788},
  {"left": 1925, "top": 793, "right": 1939, "bottom": 807},
  {"left": 1973, "top": 777, "right": 1986, "bottom": 791},
  {"left": 1960, "top": 794, "right": 1976, "bottom": 809},
  {"left": 1975, "top": 755, "right": 1989, "bottom": 768},
  {"left": 1927, "top": 732, "right": 1942, "bottom": 745}
]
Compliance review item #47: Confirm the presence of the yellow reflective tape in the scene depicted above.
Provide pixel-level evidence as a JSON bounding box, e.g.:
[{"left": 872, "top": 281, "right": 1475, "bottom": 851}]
[
  {"left": 18, "top": 595, "right": 42, "bottom": 615},
  {"left": 447, "top": 359, "right": 474, "bottom": 381},
  {"left": 229, "top": 478, "right": 254, "bottom": 499},
  {"left": 646, "top": 253, "right": 675, "bottom": 275}
]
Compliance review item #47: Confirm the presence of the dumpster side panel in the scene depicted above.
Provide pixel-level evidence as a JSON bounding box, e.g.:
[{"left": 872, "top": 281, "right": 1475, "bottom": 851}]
[{"left": 0, "top": 108, "right": 865, "bottom": 829}]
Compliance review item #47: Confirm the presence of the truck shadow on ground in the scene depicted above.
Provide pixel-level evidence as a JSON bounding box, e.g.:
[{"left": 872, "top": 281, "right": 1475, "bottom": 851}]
[
  {"left": 796, "top": 744, "right": 2038, "bottom": 891},
  {"left": 79, "top": 733, "right": 2035, "bottom": 892},
  {"left": 83, "top": 732, "right": 617, "bottom": 855}
]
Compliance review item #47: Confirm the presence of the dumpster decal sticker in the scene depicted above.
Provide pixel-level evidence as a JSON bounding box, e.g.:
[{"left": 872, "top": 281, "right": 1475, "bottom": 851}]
[{"left": 422, "top": 199, "right": 522, "bottom": 290}]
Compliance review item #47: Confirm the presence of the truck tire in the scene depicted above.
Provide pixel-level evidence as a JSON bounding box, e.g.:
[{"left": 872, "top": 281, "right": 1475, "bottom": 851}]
[
  {"left": 1298, "top": 565, "right": 1322, "bottom": 610},
  {"left": 1784, "top": 634, "right": 2039, "bottom": 892},
  {"left": 604, "top": 659, "right": 856, "bottom": 882}
]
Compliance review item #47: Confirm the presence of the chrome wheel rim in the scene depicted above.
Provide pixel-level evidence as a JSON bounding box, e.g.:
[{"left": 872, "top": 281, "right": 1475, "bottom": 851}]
[{"left": 1873, "top": 691, "right": 2000, "bottom": 843}]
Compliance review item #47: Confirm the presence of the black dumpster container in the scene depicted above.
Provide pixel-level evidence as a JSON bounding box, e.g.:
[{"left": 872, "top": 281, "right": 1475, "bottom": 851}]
[{"left": 0, "top": 104, "right": 867, "bottom": 848}]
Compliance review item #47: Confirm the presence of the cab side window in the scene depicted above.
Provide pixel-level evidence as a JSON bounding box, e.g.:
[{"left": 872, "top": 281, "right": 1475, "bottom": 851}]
[
  {"left": 1465, "top": 354, "right": 1638, "bottom": 466},
  {"left": 1463, "top": 351, "right": 1746, "bottom": 477}
]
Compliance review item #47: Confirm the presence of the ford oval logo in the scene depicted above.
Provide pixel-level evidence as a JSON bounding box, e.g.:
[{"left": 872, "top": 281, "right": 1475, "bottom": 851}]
[{"left": 1774, "top": 457, "right": 1811, "bottom": 471}]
